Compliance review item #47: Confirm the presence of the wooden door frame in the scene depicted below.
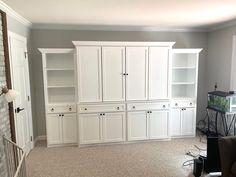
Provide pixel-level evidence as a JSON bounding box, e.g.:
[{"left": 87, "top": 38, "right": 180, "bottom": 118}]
[{"left": 0, "top": 10, "right": 16, "bottom": 142}]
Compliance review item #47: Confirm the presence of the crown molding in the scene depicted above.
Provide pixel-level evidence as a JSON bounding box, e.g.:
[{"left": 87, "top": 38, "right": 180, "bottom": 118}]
[
  {"left": 32, "top": 23, "right": 208, "bottom": 32},
  {"left": 0, "top": 1, "right": 32, "bottom": 27}
]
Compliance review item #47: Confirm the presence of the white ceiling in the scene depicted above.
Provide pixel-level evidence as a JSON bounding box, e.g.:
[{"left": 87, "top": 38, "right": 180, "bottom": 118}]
[{"left": 2, "top": 0, "right": 236, "bottom": 30}]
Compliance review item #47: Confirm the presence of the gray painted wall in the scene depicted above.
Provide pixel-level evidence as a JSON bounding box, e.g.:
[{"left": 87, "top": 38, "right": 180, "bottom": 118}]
[
  {"left": 207, "top": 26, "right": 236, "bottom": 92},
  {"left": 31, "top": 29, "right": 208, "bottom": 136}
]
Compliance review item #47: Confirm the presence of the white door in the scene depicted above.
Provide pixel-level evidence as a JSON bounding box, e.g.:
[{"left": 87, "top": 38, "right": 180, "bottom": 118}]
[
  {"left": 128, "top": 111, "right": 148, "bottom": 141},
  {"left": 8, "top": 32, "right": 33, "bottom": 154},
  {"left": 47, "top": 114, "right": 62, "bottom": 145},
  {"left": 77, "top": 46, "right": 102, "bottom": 102},
  {"left": 171, "top": 109, "right": 182, "bottom": 136},
  {"left": 126, "top": 47, "right": 148, "bottom": 101},
  {"left": 182, "top": 108, "right": 195, "bottom": 136},
  {"left": 149, "top": 111, "right": 169, "bottom": 139},
  {"left": 102, "top": 47, "right": 125, "bottom": 101},
  {"left": 149, "top": 47, "right": 169, "bottom": 100},
  {"left": 103, "top": 112, "right": 126, "bottom": 142},
  {"left": 62, "top": 113, "right": 77, "bottom": 144},
  {"left": 79, "top": 114, "right": 102, "bottom": 144}
]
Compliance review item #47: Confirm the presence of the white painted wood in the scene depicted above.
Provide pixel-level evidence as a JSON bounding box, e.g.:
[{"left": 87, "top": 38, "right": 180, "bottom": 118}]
[
  {"left": 182, "top": 108, "right": 195, "bottom": 136},
  {"left": 103, "top": 112, "right": 126, "bottom": 142},
  {"left": 149, "top": 47, "right": 169, "bottom": 100},
  {"left": 77, "top": 46, "right": 102, "bottom": 102},
  {"left": 128, "top": 111, "right": 148, "bottom": 141},
  {"left": 126, "top": 47, "right": 148, "bottom": 101},
  {"left": 8, "top": 32, "right": 33, "bottom": 154},
  {"left": 102, "top": 47, "right": 125, "bottom": 101},
  {"left": 62, "top": 113, "right": 77, "bottom": 144},
  {"left": 47, "top": 104, "right": 76, "bottom": 114},
  {"left": 171, "top": 109, "right": 182, "bottom": 136},
  {"left": 73, "top": 41, "right": 175, "bottom": 47},
  {"left": 127, "top": 102, "right": 169, "bottom": 111},
  {"left": 149, "top": 111, "right": 169, "bottom": 139},
  {"left": 79, "top": 114, "right": 102, "bottom": 144},
  {"left": 78, "top": 104, "right": 125, "bottom": 113},
  {"left": 47, "top": 114, "right": 62, "bottom": 145}
]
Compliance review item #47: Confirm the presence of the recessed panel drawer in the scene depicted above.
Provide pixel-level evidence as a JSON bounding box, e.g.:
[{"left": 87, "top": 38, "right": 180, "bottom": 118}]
[
  {"left": 127, "top": 102, "right": 169, "bottom": 111},
  {"left": 171, "top": 100, "right": 196, "bottom": 108},
  {"left": 79, "top": 104, "right": 126, "bottom": 113},
  {"left": 47, "top": 104, "right": 76, "bottom": 113}
]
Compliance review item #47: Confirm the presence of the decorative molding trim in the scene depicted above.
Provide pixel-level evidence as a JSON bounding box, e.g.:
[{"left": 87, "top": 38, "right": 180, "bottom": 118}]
[
  {"left": 32, "top": 23, "right": 208, "bottom": 32},
  {"left": 34, "top": 135, "right": 46, "bottom": 145},
  {"left": 0, "top": 0, "right": 32, "bottom": 27}
]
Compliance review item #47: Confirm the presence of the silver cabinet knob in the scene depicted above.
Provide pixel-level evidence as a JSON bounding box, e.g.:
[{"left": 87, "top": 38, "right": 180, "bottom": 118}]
[
  {"left": 51, "top": 108, "right": 54, "bottom": 112},
  {"left": 132, "top": 106, "right": 136, "bottom": 109},
  {"left": 175, "top": 103, "right": 178, "bottom": 106},
  {"left": 84, "top": 108, "right": 87, "bottom": 111},
  {"left": 69, "top": 107, "right": 72, "bottom": 111},
  {"left": 163, "top": 105, "right": 166, "bottom": 108},
  {"left": 116, "top": 107, "right": 120, "bottom": 110},
  {"left": 190, "top": 102, "right": 193, "bottom": 106}
]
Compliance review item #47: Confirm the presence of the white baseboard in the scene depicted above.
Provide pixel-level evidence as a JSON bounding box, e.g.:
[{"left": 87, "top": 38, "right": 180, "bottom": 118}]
[{"left": 34, "top": 135, "right": 46, "bottom": 145}]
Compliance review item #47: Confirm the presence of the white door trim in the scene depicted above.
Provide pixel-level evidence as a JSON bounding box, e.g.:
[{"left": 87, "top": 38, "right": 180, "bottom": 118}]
[{"left": 8, "top": 31, "right": 34, "bottom": 151}]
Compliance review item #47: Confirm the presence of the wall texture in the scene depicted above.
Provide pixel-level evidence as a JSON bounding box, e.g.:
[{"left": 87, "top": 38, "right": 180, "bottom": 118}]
[
  {"left": 31, "top": 29, "right": 208, "bottom": 136},
  {"left": 207, "top": 25, "right": 236, "bottom": 92}
]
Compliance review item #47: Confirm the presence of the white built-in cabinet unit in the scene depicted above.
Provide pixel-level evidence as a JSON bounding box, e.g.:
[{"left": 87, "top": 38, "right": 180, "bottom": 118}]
[
  {"left": 170, "top": 49, "right": 202, "bottom": 137},
  {"left": 39, "top": 42, "right": 202, "bottom": 147},
  {"left": 39, "top": 48, "right": 77, "bottom": 147}
]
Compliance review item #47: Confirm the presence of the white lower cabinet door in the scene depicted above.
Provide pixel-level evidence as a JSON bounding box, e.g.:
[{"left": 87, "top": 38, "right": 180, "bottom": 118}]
[
  {"left": 171, "top": 109, "right": 182, "bottom": 136},
  {"left": 128, "top": 111, "right": 148, "bottom": 141},
  {"left": 47, "top": 114, "right": 62, "bottom": 145},
  {"left": 182, "top": 108, "right": 195, "bottom": 136},
  {"left": 79, "top": 114, "right": 102, "bottom": 144},
  {"left": 62, "top": 113, "right": 77, "bottom": 144},
  {"left": 103, "top": 112, "right": 126, "bottom": 142},
  {"left": 149, "top": 111, "right": 169, "bottom": 139}
]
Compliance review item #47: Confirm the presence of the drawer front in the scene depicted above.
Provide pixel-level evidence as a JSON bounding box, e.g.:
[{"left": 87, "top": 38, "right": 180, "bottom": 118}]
[
  {"left": 127, "top": 102, "right": 169, "bottom": 111},
  {"left": 47, "top": 105, "right": 76, "bottom": 114},
  {"left": 79, "top": 104, "right": 126, "bottom": 113},
  {"left": 171, "top": 100, "right": 196, "bottom": 108}
]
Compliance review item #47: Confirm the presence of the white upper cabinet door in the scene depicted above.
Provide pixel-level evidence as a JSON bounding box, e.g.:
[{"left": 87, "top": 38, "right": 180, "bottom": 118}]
[
  {"left": 171, "top": 109, "right": 182, "bottom": 136},
  {"left": 79, "top": 114, "right": 102, "bottom": 144},
  {"left": 102, "top": 47, "right": 125, "bottom": 102},
  {"left": 128, "top": 111, "right": 148, "bottom": 141},
  {"left": 149, "top": 47, "right": 169, "bottom": 100},
  {"left": 103, "top": 112, "right": 126, "bottom": 142},
  {"left": 62, "top": 113, "right": 77, "bottom": 144},
  {"left": 47, "top": 114, "right": 62, "bottom": 145},
  {"left": 77, "top": 46, "right": 102, "bottom": 103},
  {"left": 126, "top": 47, "right": 148, "bottom": 101},
  {"left": 182, "top": 108, "right": 195, "bottom": 136},
  {"left": 149, "top": 111, "right": 169, "bottom": 139}
]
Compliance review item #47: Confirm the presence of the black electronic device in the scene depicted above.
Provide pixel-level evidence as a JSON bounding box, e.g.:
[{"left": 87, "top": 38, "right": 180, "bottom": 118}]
[{"left": 193, "top": 159, "right": 203, "bottom": 177}]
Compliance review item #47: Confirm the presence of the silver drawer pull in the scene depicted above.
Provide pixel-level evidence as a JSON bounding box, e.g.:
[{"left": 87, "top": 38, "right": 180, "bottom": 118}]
[
  {"left": 190, "top": 102, "right": 193, "bottom": 106},
  {"left": 51, "top": 108, "right": 54, "bottom": 112},
  {"left": 116, "top": 107, "right": 120, "bottom": 110},
  {"left": 163, "top": 105, "right": 166, "bottom": 108},
  {"left": 69, "top": 107, "right": 72, "bottom": 111},
  {"left": 175, "top": 103, "right": 178, "bottom": 106},
  {"left": 132, "top": 106, "right": 136, "bottom": 109},
  {"left": 84, "top": 108, "right": 87, "bottom": 111}
]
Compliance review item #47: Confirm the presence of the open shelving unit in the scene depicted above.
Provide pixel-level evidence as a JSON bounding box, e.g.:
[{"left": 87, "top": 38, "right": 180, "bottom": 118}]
[
  {"left": 39, "top": 49, "right": 76, "bottom": 104},
  {"left": 171, "top": 49, "right": 201, "bottom": 99}
]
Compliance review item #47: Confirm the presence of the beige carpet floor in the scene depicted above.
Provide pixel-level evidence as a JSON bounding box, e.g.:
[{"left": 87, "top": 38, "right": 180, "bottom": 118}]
[{"left": 26, "top": 138, "right": 206, "bottom": 177}]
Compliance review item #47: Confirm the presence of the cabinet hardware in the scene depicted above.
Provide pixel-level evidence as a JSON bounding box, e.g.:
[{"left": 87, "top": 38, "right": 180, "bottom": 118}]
[
  {"left": 84, "top": 108, "right": 87, "bottom": 111},
  {"left": 116, "top": 107, "right": 120, "bottom": 110},
  {"left": 190, "top": 102, "right": 193, "bottom": 106},
  {"left": 59, "top": 114, "right": 61, "bottom": 116},
  {"left": 123, "top": 73, "right": 126, "bottom": 76},
  {"left": 132, "top": 106, "right": 136, "bottom": 109},
  {"left": 150, "top": 111, "right": 152, "bottom": 113},
  {"left": 69, "top": 107, "right": 72, "bottom": 111},
  {"left": 126, "top": 73, "right": 129, "bottom": 76},
  {"left": 51, "top": 108, "right": 54, "bottom": 112},
  {"left": 99, "top": 113, "right": 102, "bottom": 116},
  {"left": 175, "top": 103, "right": 178, "bottom": 106},
  {"left": 163, "top": 105, "right": 166, "bottom": 108},
  {"left": 147, "top": 111, "right": 150, "bottom": 113},
  {"left": 103, "top": 113, "right": 105, "bottom": 116},
  {"left": 15, "top": 107, "right": 25, "bottom": 113}
]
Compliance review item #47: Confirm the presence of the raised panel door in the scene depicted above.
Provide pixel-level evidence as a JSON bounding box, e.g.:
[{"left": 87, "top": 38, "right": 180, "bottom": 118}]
[
  {"left": 171, "top": 109, "right": 182, "bottom": 136},
  {"left": 102, "top": 47, "right": 125, "bottom": 101},
  {"left": 79, "top": 114, "right": 102, "bottom": 144},
  {"left": 62, "top": 113, "right": 77, "bottom": 144},
  {"left": 149, "top": 111, "right": 169, "bottom": 139},
  {"left": 103, "top": 112, "right": 126, "bottom": 142},
  {"left": 126, "top": 47, "right": 148, "bottom": 101},
  {"left": 78, "top": 46, "right": 102, "bottom": 102},
  {"left": 182, "top": 108, "right": 195, "bottom": 136},
  {"left": 149, "top": 47, "right": 169, "bottom": 99},
  {"left": 128, "top": 111, "right": 148, "bottom": 141},
  {"left": 47, "top": 114, "right": 62, "bottom": 145}
]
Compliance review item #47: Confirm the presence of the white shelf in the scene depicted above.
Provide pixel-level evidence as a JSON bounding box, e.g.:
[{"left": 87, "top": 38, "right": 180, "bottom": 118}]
[
  {"left": 47, "top": 85, "right": 75, "bottom": 88},
  {"left": 172, "top": 67, "right": 196, "bottom": 69},
  {"left": 46, "top": 68, "right": 74, "bottom": 71},
  {"left": 172, "top": 82, "right": 195, "bottom": 85}
]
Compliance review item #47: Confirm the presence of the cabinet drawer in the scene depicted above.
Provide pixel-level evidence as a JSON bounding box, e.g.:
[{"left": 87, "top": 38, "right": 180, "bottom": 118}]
[
  {"left": 79, "top": 104, "right": 125, "bottom": 113},
  {"left": 127, "top": 102, "right": 169, "bottom": 111},
  {"left": 171, "top": 100, "right": 196, "bottom": 108},
  {"left": 47, "top": 104, "right": 76, "bottom": 114}
]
